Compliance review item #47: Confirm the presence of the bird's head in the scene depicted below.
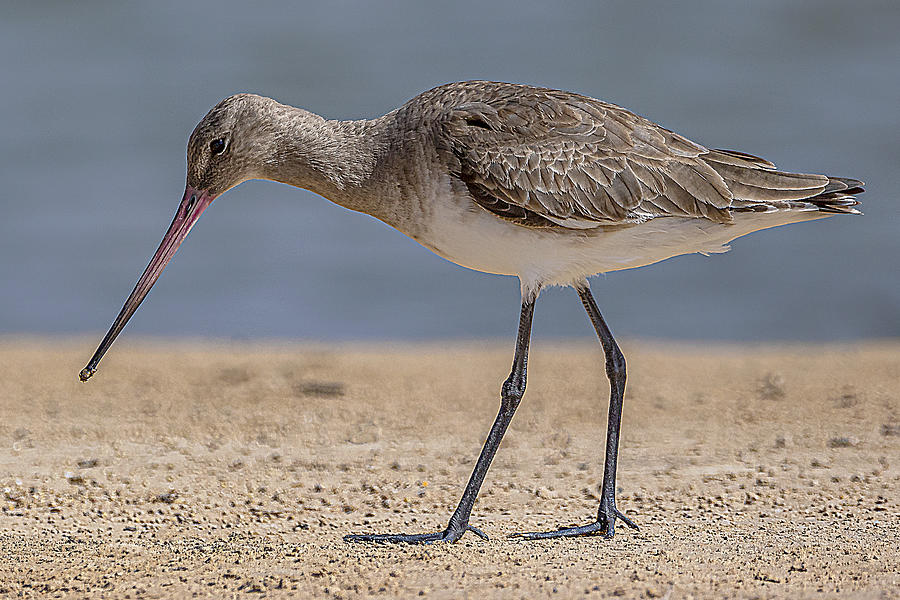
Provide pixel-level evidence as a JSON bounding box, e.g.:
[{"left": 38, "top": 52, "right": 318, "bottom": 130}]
[{"left": 185, "top": 93, "right": 278, "bottom": 197}]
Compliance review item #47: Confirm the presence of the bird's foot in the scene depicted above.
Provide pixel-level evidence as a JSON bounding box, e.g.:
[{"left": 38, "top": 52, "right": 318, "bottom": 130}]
[
  {"left": 510, "top": 503, "right": 638, "bottom": 540},
  {"left": 344, "top": 524, "right": 488, "bottom": 544}
]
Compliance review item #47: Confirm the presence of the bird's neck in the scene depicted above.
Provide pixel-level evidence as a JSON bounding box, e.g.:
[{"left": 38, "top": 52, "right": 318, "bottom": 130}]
[{"left": 260, "top": 108, "right": 391, "bottom": 215}]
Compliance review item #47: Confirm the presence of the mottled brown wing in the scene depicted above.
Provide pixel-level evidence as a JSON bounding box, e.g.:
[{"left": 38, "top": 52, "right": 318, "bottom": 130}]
[{"left": 436, "top": 84, "right": 851, "bottom": 228}]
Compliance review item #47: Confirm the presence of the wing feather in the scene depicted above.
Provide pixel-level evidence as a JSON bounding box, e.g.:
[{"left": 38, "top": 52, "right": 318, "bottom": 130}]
[{"left": 429, "top": 81, "right": 862, "bottom": 228}]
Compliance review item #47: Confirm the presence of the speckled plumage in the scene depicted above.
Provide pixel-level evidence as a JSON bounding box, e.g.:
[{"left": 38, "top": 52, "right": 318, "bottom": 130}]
[{"left": 416, "top": 81, "right": 862, "bottom": 226}]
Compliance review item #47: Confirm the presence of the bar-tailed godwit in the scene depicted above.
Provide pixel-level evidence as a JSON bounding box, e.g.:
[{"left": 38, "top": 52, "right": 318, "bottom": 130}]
[{"left": 80, "top": 81, "right": 864, "bottom": 543}]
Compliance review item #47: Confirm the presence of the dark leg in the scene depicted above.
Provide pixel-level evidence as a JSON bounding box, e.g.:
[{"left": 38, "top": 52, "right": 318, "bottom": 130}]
[
  {"left": 345, "top": 295, "right": 537, "bottom": 543},
  {"left": 512, "top": 282, "right": 638, "bottom": 540}
]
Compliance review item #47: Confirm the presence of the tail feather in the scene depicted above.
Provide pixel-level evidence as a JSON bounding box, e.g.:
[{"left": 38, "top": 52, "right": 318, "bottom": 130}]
[
  {"left": 822, "top": 176, "right": 864, "bottom": 195},
  {"left": 805, "top": 176, "right": 864, "bottom": 214},
  {"left": 704, "top": 148, "right": 865, "bottom": 216}
]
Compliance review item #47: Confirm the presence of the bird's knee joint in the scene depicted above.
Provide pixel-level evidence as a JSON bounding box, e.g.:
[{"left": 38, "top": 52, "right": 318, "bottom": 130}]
[
  {"left": 501, "top": 377, "right": 526, "bottom": 404},
  {"left": 605, "top": 352, "right": 626, "bottom": 382}
]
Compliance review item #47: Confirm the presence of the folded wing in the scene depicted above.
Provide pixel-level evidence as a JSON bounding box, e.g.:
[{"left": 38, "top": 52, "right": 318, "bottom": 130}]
[{"left": 437, "top": 83, "right": 862, "bottom": 229}]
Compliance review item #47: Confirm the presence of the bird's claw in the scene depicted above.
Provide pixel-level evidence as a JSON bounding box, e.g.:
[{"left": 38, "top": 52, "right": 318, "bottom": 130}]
[
  {"left": 509, "top": 506, "right": 638, "bottom": 540},
  {"left": 344, "top": 524, "right": 488, "bottom": 544},
  {"left": 460, "top": 525, "right": 489, "bottom": 541}
]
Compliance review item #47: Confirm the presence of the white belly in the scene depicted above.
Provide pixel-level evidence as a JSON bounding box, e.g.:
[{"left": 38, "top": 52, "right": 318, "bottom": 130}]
[{"left": 404, "top": 189, "right": 830, "bottom": 296}]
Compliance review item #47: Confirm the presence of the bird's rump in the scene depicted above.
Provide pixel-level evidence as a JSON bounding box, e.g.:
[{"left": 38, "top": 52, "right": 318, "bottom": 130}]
[{"left": 433, "top": 82, "right": 863, "bottom": 229}]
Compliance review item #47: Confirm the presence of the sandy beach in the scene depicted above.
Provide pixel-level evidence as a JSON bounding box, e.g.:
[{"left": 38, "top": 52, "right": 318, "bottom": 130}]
[{"left": 1, "top": 338, "right": 898, "bottom": 598}]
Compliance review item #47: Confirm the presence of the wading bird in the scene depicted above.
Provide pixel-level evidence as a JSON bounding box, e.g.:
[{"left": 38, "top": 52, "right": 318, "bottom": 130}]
[{"left": 80, "top": 81, "right": 863, "bottom": 543}]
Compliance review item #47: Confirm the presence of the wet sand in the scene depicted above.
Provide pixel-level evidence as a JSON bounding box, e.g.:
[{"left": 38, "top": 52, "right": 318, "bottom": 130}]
[{"left": 1, "top": 339, "right": 898, "bottom": 598}]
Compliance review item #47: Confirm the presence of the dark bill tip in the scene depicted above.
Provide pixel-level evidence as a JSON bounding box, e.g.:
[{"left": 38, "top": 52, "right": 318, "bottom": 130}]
[{"left": 78, "top": 185, "right": 214, "bottom": 382}]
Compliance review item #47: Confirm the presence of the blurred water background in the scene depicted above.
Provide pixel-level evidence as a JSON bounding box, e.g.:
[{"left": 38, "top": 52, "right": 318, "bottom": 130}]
[{"left": 1, "top": 1, "right": 898, "bottom": 342}]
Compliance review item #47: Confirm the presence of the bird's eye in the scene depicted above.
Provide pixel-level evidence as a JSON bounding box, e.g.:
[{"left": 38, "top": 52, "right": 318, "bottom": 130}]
[{"left": 209, "top": 138, "right": 227, "bottom": 155}]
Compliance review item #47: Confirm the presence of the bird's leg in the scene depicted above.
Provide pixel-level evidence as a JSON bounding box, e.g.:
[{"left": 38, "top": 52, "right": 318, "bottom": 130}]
[
  {"left": 345, "top": 295, "right": 536, "bottom": 544},
  {"left": 511, "top": 282, "right": 638, "bottom": 540}
]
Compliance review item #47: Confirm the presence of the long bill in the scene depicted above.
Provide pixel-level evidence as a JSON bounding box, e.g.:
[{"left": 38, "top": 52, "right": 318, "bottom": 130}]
[{"left": 79, "top": 186, "right": 215, "bottom": 382}]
